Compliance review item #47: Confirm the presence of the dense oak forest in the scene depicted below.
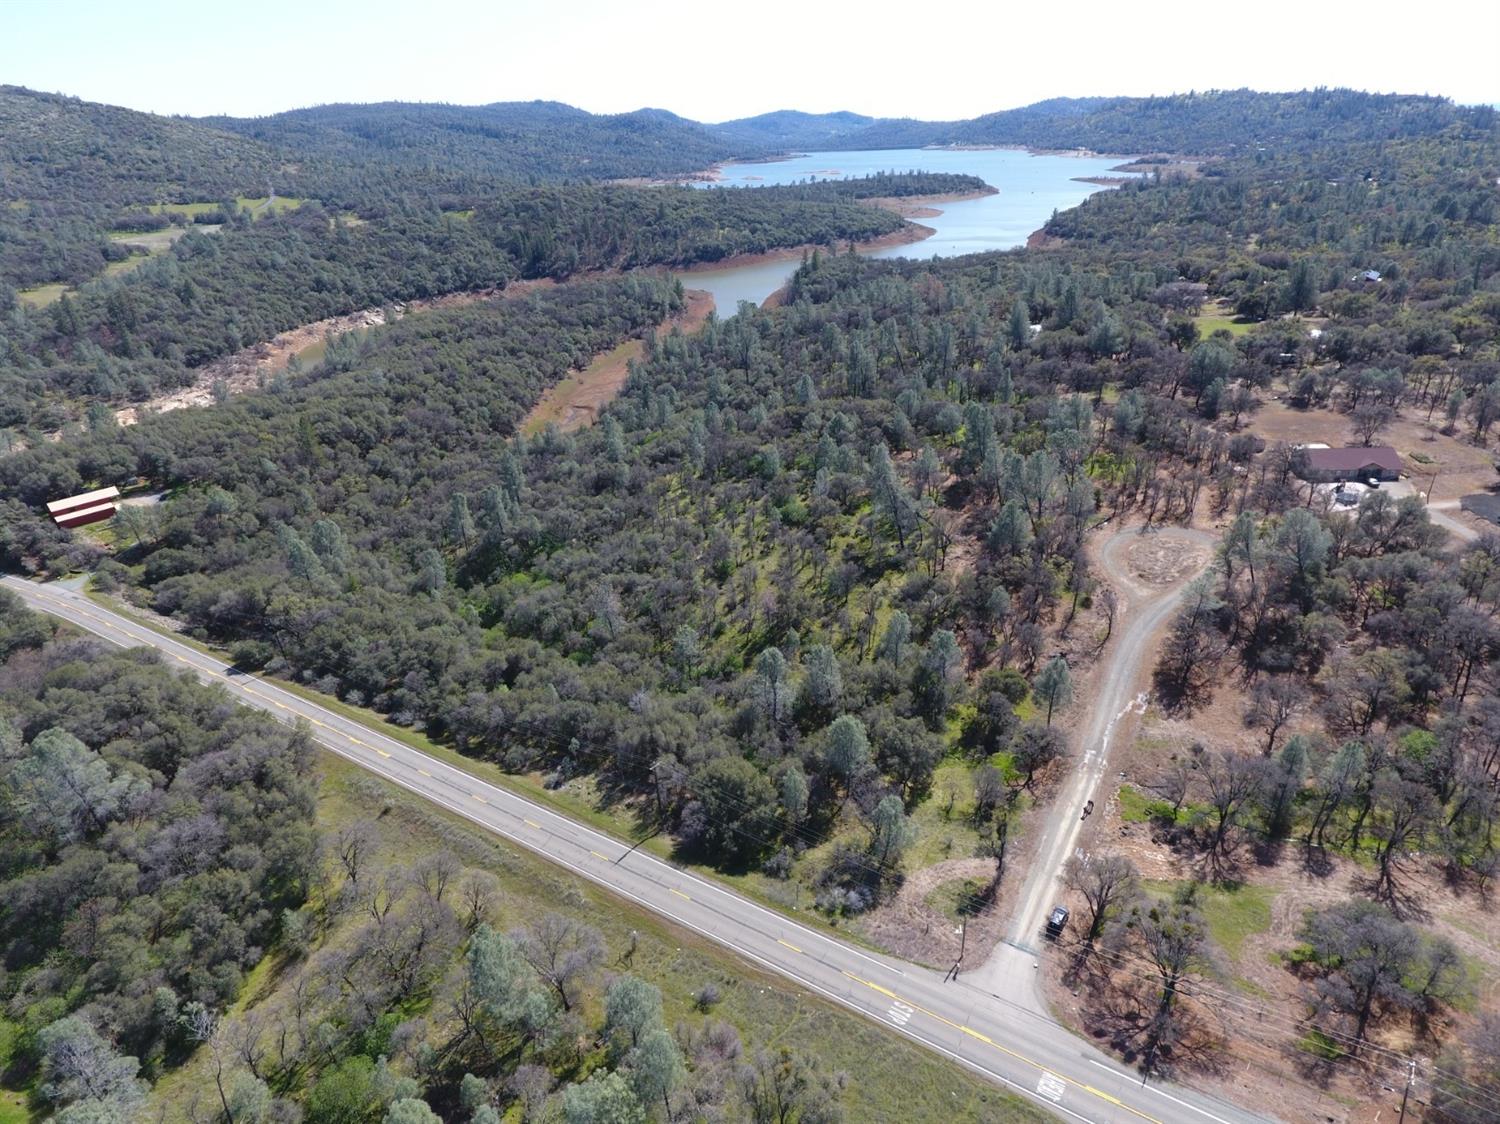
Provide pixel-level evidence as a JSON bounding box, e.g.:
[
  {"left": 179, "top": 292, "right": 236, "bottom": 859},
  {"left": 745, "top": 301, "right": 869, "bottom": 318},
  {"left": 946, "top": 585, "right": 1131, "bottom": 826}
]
[
  {"left": 0, "top": 595, "right": 899, "bottom": 1123},
  {"left": 6, "top": 82, "right": 1500, "bottom": 1121}
]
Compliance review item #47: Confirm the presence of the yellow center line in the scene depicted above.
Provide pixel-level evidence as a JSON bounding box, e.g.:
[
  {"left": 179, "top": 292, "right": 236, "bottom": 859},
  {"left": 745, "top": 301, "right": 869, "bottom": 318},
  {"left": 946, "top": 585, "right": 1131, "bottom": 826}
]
[
  {"left": 470, "top": 793, "right": 487, "bottom": 803},
  {"left": 589, "top": 850, "right": 610, "bottom": 860},
  {"left": 375, "top": 749, "right": 392, "bottom": 759},
  {"left": 1083, "top": 1086, "right": 1124, "bottom": 1106},
  {"left": 840, "top": 972, "right": 1161, "bottom": 1123},
  {"left": 669, "top": 888, "right": 691, "bottom": 900},
  {"left": 776, "top": 938, "right": 803, "bottom": 953},
  {"left": 417, "top": 768, "right": 433, "bottom": 778},
  {"left": 523, "top": 818, "right": 541, "bottom": 828}
]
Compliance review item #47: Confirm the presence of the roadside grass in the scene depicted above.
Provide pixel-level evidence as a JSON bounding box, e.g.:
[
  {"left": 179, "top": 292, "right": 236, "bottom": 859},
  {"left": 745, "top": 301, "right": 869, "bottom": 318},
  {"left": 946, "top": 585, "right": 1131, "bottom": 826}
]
[
  {"left": 0, "top": 1090, "right": 28, "bottom": 1124},
  {"left": 1116, "top": 784, "right": 1171, "bottom": 823},
  {"left": 907, "top": 761, "right": 986, "bottom": 868},
  {"left": 1195, "top": 301, "right": 1255, "bottom": 338},
  {"left": 107, "top": 228, "right": 184, "bottom": 251},
  {"left": 151, "top": 753, "right": 1049, "bottom": 1123},
  {"left": 1448, "top": 949, "right": 1487, "bottom": 1014}
]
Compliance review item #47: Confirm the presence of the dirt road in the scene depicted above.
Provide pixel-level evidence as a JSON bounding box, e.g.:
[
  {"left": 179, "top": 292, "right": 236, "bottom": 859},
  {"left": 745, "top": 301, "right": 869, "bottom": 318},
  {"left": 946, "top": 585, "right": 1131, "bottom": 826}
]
[
  {"left": 972, "top": 526, "right": 1216, "bottom": 994},
  {"left": 1427, "top": 498, "right": 1482, "bottom": 543}
]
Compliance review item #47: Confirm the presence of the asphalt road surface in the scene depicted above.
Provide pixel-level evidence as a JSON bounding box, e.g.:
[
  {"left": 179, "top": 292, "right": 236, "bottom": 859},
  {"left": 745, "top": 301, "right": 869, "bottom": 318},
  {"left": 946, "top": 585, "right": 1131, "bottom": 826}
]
[{"left": 3, "top": 574, "right": 1268, "bottom": 1124}]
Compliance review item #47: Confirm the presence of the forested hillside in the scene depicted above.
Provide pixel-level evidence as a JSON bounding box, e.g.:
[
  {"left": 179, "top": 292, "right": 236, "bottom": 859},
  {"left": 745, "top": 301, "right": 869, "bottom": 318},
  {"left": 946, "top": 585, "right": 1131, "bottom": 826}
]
[
  {"left": 1, "top": 169, "right": 975, "bottom": 430},
  {"left": 732, "top": 90, "right": 1492, "bottom": 156},
  {"left": 208, "top": 100, "right": 761, "bottom": 182}
]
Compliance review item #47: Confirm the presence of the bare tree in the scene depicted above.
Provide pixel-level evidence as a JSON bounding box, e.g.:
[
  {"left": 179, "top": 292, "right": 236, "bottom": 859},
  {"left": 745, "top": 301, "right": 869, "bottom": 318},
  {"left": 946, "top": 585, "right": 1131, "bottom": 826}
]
[
  {"left": 507, "top": 1064, "right": 553, "bottom": 1121},
  {"left": 1151, "top": 756, "right": 1197, "bottom": 819},
  {"left": 1064, "top": 853, "right": 1140, "bottom": 944},
  {"left": 1093, "top": 586, "right": 1118, "bottom": 656},
  {"left": 1199, "top": 751, "right": 1266, "bottom": 867},
  {"left": 1123, "top": 884, "right": 1213, "bottom": 1075},
  {"left": 181, "top": 1005, "right": 233, "bottom": 1123},
  {"left": 1366, "top": 773, "right": 1436, "bottom": 910},
  {"left": 971, "top": 765, "right": 1005, "bottom": 824},
  {"left": 226, "top": 1010, "right": 268, "bottom": 1080},
  {"left": 408, "top": 852, "right": 460, "bottom": 905},
  {"left": 512, "top": 913, "right": 604, "bottom": 1012},
  {"left": 330, "top": 822, "right": 378, "bottom": 887},
  {"left": 1244, "top": 675, "right": 1306, "bottom": 756},
  {"left": 1350, "top": 401, "right": 1395, "bottom": 446},
  {"left": 457, "top": 870, "right": 503, "bottom": 933}
]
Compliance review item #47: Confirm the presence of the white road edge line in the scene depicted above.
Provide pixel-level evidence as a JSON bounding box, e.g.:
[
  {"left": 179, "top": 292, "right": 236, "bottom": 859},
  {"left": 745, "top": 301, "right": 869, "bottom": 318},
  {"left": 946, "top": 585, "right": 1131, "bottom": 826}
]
[{"left": 1088, "top": 1060, "right": 1235, "bottom": 1124}]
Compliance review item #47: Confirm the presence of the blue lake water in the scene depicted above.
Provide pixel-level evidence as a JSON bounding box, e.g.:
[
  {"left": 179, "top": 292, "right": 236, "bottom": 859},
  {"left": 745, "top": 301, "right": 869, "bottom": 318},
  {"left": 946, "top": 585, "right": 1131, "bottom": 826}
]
[{"left": 679, "top": 147, "right": 1131, "bottom": 313}]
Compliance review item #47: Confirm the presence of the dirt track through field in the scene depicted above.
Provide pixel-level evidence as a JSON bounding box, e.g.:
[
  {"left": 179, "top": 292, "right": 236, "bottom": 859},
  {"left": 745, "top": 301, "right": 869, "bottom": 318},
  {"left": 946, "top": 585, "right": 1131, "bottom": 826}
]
[{"left": 973, "top": 525, "right": 1215, "bottom": 994}]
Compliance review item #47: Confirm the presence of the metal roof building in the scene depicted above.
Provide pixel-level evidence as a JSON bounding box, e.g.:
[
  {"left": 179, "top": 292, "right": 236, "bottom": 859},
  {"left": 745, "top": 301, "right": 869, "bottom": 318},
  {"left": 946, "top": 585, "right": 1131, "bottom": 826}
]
[{"left": 46, "top": 486, "right": 121, "bottom": 528}]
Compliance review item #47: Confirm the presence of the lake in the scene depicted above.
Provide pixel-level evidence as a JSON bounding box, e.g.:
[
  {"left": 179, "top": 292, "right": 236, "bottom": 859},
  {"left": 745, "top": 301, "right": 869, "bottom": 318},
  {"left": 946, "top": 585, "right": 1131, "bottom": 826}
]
[{"left": 679, "top": 147, "right": 1131, "bottom": 313}]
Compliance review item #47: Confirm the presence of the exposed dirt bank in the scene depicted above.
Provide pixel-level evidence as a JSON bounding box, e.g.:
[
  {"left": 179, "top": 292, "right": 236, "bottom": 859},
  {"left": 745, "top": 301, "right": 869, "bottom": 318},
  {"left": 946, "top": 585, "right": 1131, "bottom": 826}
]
[
  {"left": 1025, "top": 228, "right": 1067, "bottom": 250},
  {"left": 521, "top": 288, "right": 716, "bottom": 435},
  {"left": 862, "top": 186, "right": 998, "bottom": 218}
]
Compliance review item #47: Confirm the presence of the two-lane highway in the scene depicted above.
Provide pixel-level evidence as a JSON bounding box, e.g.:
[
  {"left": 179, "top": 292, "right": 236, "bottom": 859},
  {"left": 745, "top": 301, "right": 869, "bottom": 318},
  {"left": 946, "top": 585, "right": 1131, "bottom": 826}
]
[{"left": 3, "top": 575, "right": 1266, "bottom": 1124}]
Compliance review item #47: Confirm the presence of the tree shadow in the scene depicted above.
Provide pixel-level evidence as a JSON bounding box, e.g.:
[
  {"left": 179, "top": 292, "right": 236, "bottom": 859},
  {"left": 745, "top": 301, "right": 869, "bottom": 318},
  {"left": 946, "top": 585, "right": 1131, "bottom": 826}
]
[
  {"left": 1249, "top": 831, "right": 1290, "bottom": 865},
  {"left": 1353, "top": 872, "right": 1430, "bottom": 923},
  {"left": 1299, "top": 844, "right": 1337, "bottom": 878}
]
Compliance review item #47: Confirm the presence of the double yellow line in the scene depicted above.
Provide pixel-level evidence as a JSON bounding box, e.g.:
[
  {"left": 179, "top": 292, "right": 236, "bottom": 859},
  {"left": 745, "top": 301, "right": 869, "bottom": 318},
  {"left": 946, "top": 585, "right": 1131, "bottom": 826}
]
[{"left": 841, "top": 971, "right": 1159, "bottom": 1123}]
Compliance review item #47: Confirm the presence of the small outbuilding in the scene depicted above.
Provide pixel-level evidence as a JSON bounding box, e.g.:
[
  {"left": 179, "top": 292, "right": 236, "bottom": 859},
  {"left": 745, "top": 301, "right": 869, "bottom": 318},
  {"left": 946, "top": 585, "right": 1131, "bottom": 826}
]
[
  {"left": 46, "top": 486, "right": 121, "bottom": 528},
  {"left": 1295, "top": 446, "right": 1403, "bottom": 484}
]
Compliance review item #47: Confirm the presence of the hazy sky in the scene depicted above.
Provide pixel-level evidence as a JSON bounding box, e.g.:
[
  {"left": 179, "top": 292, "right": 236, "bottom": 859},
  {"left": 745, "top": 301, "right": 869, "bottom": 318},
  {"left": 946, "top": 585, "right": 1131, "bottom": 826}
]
[{"left": 4, "top": 0, "right": 1496, "bottom": 121}]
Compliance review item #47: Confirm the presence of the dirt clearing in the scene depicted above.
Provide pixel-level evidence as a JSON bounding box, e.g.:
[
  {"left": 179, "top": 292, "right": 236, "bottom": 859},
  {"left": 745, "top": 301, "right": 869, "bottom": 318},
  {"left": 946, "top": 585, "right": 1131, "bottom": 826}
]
[{"left": 521, "top": 288, "right": 715, "bottom": 434}]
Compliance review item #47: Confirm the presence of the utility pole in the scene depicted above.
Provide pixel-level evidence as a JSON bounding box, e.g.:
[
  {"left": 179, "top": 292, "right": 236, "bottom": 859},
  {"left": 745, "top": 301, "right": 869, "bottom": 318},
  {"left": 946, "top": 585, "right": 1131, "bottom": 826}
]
[
  {"left": 945, "top": 908, "right": 968, "bottom": 982},
  {"left": 1398, "top": 1057, "right": 1416, "bottom": 1123}
]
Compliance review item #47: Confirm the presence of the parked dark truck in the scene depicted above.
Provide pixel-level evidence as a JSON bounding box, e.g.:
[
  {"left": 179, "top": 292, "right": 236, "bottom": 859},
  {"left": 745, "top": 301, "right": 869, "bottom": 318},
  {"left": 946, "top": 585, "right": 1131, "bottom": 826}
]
[{"left": 1046, "top": 906, "right": 1069, "bottom": 939}]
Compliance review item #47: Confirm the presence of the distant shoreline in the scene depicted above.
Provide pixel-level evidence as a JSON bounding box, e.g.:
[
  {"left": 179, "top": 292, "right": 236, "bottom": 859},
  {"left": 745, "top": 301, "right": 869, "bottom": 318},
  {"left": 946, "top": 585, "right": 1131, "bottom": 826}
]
[{"left": 660, "top": 218, "right": 937, "bottom": 281}]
